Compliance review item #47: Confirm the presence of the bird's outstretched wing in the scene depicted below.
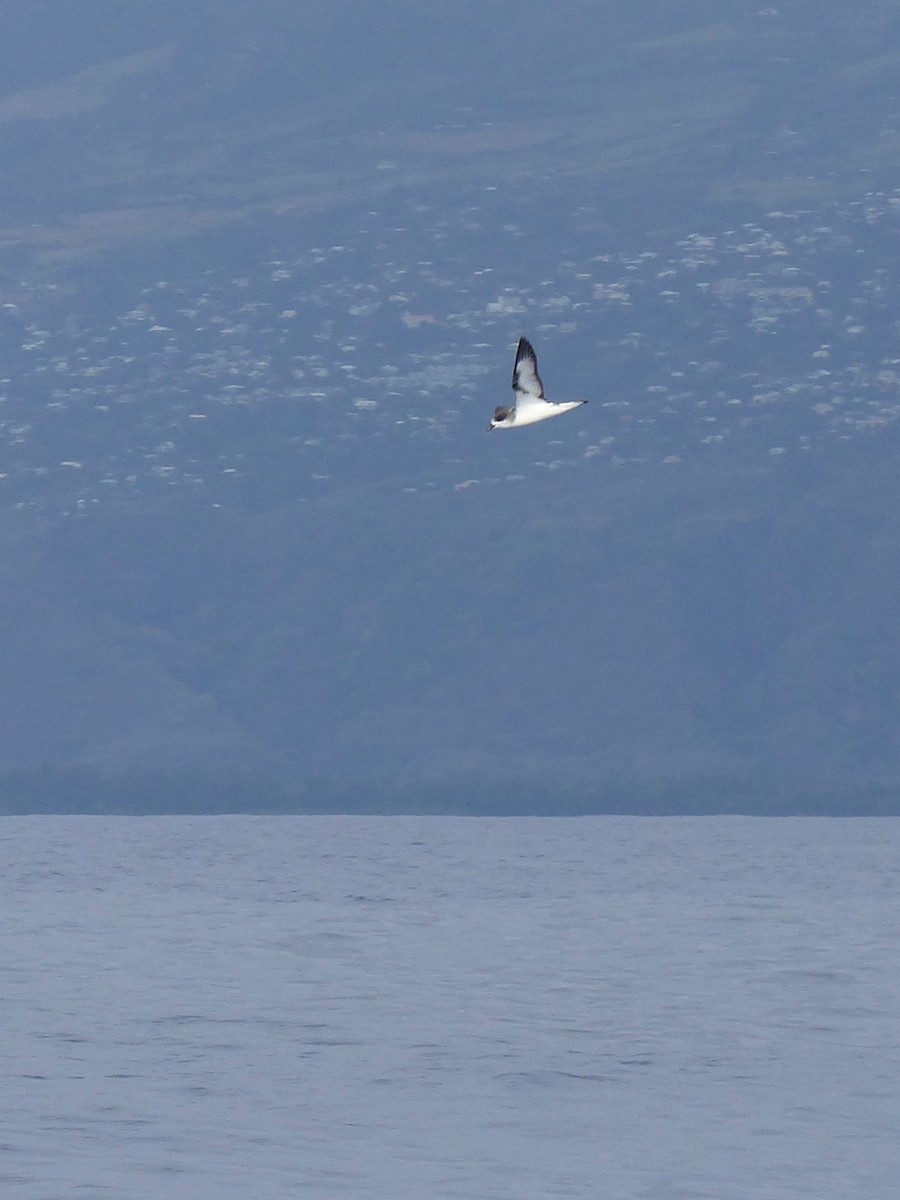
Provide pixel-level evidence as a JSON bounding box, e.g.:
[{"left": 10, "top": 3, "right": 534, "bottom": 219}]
[{"left": 511, "top": 337, "right": 544, "bottom": 407}]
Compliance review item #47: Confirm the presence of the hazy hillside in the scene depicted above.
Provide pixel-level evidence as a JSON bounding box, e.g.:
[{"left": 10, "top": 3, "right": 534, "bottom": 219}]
[
  {"left": 2, "top": 2, "right": 900, "bottom": 812},
  {"left": 4, "top": 1, "right": 900, "bottom": 266}
]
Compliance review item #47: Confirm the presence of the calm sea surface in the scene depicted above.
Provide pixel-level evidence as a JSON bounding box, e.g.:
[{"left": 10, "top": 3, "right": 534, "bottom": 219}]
[{"left": 1, "top": 816, "right": 898, "bottom": 1199}]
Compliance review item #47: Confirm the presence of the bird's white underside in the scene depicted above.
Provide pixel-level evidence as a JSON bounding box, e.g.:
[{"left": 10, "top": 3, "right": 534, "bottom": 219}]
[{"left": 499, "top": 401, "right": 586, "bottom": 428}]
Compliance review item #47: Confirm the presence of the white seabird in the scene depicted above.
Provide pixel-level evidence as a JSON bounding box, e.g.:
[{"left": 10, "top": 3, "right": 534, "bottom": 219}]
[{"left": 487, "top": 336, "right": 587, "bottom": 430}]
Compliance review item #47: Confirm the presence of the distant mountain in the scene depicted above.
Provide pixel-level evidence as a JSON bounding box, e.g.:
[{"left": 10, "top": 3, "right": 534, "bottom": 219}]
[
  {"left": 3, "top": 1, "right": 900, "bottom": 266},
  {"left": 2, "top": 2, "right": 900, "bottom": 813}
]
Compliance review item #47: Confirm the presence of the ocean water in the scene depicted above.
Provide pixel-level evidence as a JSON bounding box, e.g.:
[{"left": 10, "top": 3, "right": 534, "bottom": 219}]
[{"left": 1, "top": 816, "right": 898, "bottom": 1200}]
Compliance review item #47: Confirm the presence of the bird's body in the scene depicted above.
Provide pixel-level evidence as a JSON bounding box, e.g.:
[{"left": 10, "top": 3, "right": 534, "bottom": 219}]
[{"left": 487, "top": 337, "right": 587, "bottom": 430}]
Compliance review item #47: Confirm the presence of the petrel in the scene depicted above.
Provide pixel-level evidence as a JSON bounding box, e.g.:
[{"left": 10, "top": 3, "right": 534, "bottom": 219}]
[{"left": 487, "top": 337, "right": 587, "bottom": 430}]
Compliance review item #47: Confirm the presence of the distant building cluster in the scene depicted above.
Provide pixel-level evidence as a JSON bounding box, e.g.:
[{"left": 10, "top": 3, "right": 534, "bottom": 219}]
[{"left": 1, "top": 186, "right": 899, "bottom": 512}]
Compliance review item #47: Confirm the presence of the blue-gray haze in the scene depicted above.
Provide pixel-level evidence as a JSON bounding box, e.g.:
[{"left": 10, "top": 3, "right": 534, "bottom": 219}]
[
  {"left": 4, "top": 816, "right": 900, "bottom": 1197},
  {"left": 3, "top": 3, "right": 900, "bottom": 812}
]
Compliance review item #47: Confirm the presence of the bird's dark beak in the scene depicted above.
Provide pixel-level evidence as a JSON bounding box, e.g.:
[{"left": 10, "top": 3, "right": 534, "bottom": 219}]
[{"left": 486, "top": 422, "right": 495, "bottom": 431}]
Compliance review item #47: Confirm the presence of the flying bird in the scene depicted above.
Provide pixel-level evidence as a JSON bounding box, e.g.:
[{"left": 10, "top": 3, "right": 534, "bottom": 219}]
[{"left": 487, "top": 337, "right": 587, "bottom": 430}]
